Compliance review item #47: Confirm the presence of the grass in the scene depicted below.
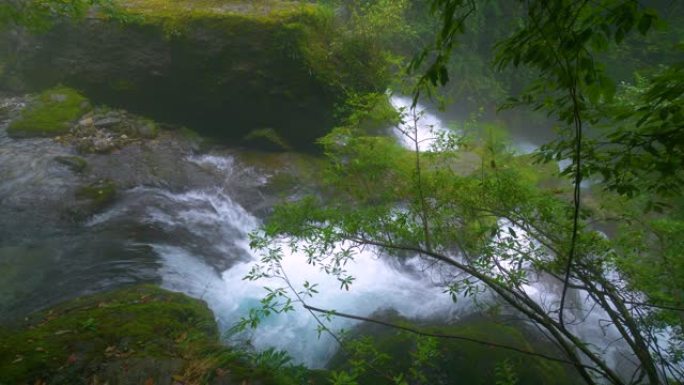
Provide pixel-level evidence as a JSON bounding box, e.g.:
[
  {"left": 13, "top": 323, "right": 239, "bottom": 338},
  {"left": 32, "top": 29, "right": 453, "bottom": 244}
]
[{"left": 7, "top": 87, "right": 90, "bottom": 138}]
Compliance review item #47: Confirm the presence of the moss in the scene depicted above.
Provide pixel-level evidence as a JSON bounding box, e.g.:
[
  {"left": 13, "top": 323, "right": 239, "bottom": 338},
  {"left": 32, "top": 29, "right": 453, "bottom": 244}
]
[
  {"left": 0, "top": 285, "right": 216, "bottom": 384},
  {"left": 117, "top": 0, "right": 319, "bottom": 22},
  {"left": 54, "top": 156, "right": 88, "bottom": 173},
  {"left": 177, "top": 126, "right": 203, "bottom": 142},
  {"left": 7, "top": 87, "right": 90, "bottom": 138},
  {"left": 0, "top": 285, "right": 324, "bottom": 385},
  {"left": 135, "top": 117, "right": 158, "bottom": 139},
  {"left": 9, "top": 0, "right": 395, "bottom": 150},
  {"left": 76, "top": 180, "right": 117, "bottom": 205},
  {"left": 75, "top": 179, "right": 117, "bottom": 210},
  {"left": 243, "top": 128, "right": 293, "bottom": 151}
]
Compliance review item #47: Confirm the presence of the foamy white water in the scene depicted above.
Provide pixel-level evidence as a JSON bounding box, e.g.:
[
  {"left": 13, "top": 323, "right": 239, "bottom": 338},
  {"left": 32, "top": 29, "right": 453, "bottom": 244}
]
[
  {"left": 109, "top": 162, "right": 468, "bottom": 367},
  {"left": 389, "top": 95, "right": 451, "bottom": 152},
  {"left": 82, "top": 152, "right": 676, "bottom": 377},
  {"left": 156, "top": 241, "right": 467, "bottom": 367},
  {"left": 150, "top": 201, "right": 468, "bottom": 366}
]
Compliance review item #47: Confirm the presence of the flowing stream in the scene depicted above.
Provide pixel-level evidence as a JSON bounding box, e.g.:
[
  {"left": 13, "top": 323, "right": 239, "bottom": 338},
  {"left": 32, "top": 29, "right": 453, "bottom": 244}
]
[
  {"left": 87, "top": 154, "right": 468, "bottom": 367},
  {"left": 0, "top": 95, "right": 654, "bottom": 376},
  {"left": 0, "top": 98, "right": 465, "bottom": 367}
]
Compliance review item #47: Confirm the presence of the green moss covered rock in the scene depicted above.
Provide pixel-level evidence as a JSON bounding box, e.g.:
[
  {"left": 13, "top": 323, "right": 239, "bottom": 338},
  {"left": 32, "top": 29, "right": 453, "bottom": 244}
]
[
  {"left": 0, "top": 285, "right": 214, "bottom": 384},
  {"left": 75, "top": 179, "right": 117, "bottom": 209},
  {"left": 54, "top": 156, "right": 88, "bottom": 173},
  {"left": 65, "top": 179, "right": 118, "bottom": 221},
  {"left": 7, "top": 87, "right": 90, "bottom": 138},
  {"left": 0, "top": 285, "right": 322, "bottom": 385}
]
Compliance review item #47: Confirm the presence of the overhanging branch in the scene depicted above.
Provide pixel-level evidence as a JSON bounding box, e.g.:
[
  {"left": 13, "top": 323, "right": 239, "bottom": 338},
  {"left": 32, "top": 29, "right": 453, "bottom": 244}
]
[{"left": 303, "top": 304, "right": 603, "bottom": 373}]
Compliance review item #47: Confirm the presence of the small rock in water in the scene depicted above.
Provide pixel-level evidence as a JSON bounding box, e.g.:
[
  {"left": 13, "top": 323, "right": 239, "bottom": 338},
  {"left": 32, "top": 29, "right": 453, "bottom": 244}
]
[
  {"left": 93, "top": 117, "right": 122, "bottom": 128},
  {"left": 54, "top": 156, "right": 88, "bottom": 173}
]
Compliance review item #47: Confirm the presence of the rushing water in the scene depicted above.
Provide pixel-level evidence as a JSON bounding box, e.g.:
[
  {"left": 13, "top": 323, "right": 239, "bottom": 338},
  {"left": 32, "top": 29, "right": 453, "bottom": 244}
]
[
  {"left": 389, "top": 95, "right": 451, "bottom": 151},
  {"left": 83, "top": 154, "right": 468, "bottom": 367},
  {"left": 0, "top": 95, "right": 669, "bottom": 377},
  {"left": 389, "top": 94, "right": 543, "bottom": 155},
  {"left": 0, "top": 98, "right": 465, "bottom": 367}
]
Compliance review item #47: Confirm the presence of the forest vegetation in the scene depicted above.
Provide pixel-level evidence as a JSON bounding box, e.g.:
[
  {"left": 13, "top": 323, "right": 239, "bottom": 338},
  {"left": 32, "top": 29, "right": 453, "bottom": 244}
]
[{"left": 0, "top": 0, "right": 682, "bottom": 384}]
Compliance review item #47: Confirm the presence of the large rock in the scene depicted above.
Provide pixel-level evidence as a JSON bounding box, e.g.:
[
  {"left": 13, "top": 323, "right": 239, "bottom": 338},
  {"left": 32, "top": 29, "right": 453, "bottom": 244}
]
[
  {"left": 7, "top": 87, "right": 90, "bottom": 138},
  {"left": 2, "top": 0, "right": 392, "bottom": 151},
  {"left": 0, "top": 285, "right": 323, "bottom": 385}
]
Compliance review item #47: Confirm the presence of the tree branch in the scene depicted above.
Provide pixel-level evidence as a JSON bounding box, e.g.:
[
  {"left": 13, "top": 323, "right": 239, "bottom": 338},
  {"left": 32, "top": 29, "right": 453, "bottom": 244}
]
[{"left": 302, "top": 304, "right": 603, "bottom": 373}]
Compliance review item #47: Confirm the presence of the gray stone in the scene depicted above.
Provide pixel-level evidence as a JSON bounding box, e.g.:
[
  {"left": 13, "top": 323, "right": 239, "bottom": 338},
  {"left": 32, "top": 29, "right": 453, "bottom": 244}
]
[
  {"left": 136, "top": 121, "right": 157, "bottom": 139},
  {"left": 93, "top": 117, "right": 122, "bottom": 128}
]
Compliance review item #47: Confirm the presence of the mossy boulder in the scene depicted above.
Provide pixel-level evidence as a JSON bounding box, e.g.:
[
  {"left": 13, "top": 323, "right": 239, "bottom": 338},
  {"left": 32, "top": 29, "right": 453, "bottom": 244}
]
[
  {"left": 4, "top": 1, "right": 393, "bottom": 151},
  {"left": 75, "top": 179, "right": 117, "bottom": 209},
  {"left": 0, "top": 285, "right": 322, "bottom": 385},
  {"left": 67, "top": 179, "right": 118, "bottom": 221},
  {"left": 54, "top": 156, "right": 88, "bottom": 173},
  {"left": 7, "top": 87, "right": 90, "bottom": 138},
  {"left": 328, "top": 313, "right": 582, "bottom": 385}
]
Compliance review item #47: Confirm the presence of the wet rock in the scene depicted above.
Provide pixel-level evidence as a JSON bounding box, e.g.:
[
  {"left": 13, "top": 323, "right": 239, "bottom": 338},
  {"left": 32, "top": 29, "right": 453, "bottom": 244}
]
[
  {"left": 75, "top": 179, "right": 116, "bottom": 203},
  {"left": 93, "top": 116, "right": 122, "bottom": 128},
  {"left": 78, "top": 116, "right": 93, "bottom": 127},
  {"left": 0, "top": 285, "right": 322, "bottom": 385},
  {"left": 136, "top": 119, "right": 158, "bottom": 139},
  {"left": 7, "top": 87, "right": 90, "bottom": 138},
  {"left": 67, "top": 109, "right": 161, "bottom": 153},
  {"left": 54, "top": 155, "right": 88, "bottom": 173},
  {"left": 4, "top": 1, "right": 395, "bottom": 151},
  {"left": 67, "top": 179, "right": 118, "bottom": 220},
  {"left": 0, "top": 96, "right": 27, "bottom": 120}
]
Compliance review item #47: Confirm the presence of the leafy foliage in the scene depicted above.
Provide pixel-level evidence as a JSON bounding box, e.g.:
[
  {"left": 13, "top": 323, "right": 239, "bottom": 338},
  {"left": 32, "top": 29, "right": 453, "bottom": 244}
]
[
  {"left": 540, "top": 62, "right": 684, "bottom": 201},
  {"left": 241, "top": 62, "right": 683, "bottom": 384}
]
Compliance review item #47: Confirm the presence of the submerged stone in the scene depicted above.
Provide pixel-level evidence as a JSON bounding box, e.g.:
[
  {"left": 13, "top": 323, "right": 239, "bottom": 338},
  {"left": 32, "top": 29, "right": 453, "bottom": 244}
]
[
  {"left": 54, "top": 155, "right": 88, "bottom": 173},
  {"left": 68, "top": 179, "right": 118, "bottom": 220}
]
